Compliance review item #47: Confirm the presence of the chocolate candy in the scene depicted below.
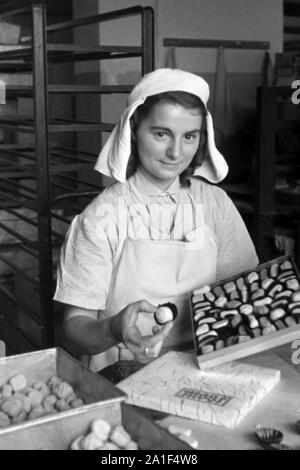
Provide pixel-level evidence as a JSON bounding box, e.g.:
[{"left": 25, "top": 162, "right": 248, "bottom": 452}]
[
  {"left": 252, "top": 328, "right": 261, "bottom": 338},
  {"left": 236, "top": 277, "right": 246, "bottom": 291},
  {"left": 240, "top": 304, "right": 253, "bottom": 315},
  {"left": 213, "top": 286, "right": 224, "bottom": 297},
  {"left": 194, "top": 311, "right": 206, "bottom": 322},
  {"left": 246, "top": 272, "right": 259, "bottom": 284},
  {"left": 291, "top": 291, "right": 300, "bottom": 302},
  {"left": 248, "top": 314, "right": 259, "bottom": 329},
  {"left": 226, "top": 300, "right": 242, "bottom": 309},
  {"left": 230, "top": 290, "right": 240, "bottom": 300},
  {"left": 250, "top": 282, "right": 260, "bottom": 293},
  {"left": 275, "top": 320, "right": 285, "bottom": 330},
  {"left": 215, "top": 296, "right": 227, "bottom": 308},
  {"left": 223, "top": 282, "right": 236, "bottom": 294},
  {"left": 193, "top": 302, "right": 211, "bottom": 311},
  {"left": 286, "top": 279, "right": 300, "bottom": 291},
  {"left": 285, "top": 316, "right": 297, "bottom": 327},
  {"left": 197, "top": 317, "right": 217, "bottom": 326},
  {"left": 212, "top": 319, "right": 229, "bottom": 330},
  {"left": 253, "top": 297, "right": 272, "bottom": 307},
  {"left": 270, "top": 308, "right": 285, "bottom": 321},
  {"left": 262, "top": 325, "right": 276, "bottom": 335},
  {"left": 155, "top": 303, "right": 178, "bottom": 325},
  {"left": 220, "top": 309, "right": 239, "bottom": 319},
  {"left": 193, "top": 285, "right": 210, "bottom": 296},
  {"left": 197, "top": 331, "right": 218, "bottom": 347},
  {"left": 251, "top": 289, "right": 265, "bottom": 300},
  {"left": 260, "top": 268, "right": 268, "bottom": 281},
  {"left": 231, "top": 314, "right": 243, "bottom": 329},
  {"left": 215, "top": 339, "right": 225, "bottom": 350},
  {"left": 280, "top": 260, "right": 293, "bottom": 271},
  {"left": 270, "top": 263, "right": 279, "bottom": 278},
  {"left": 201, "top": 344, "right": 214, "bottom": 354},
  {"left": 227, "top": 336, "right": 237, "bottom": 346},
  {"left": 254, "top": 305, "right": 270, "bottom": 316},
  {"left": 204, "top": 292, "right": 216, "bottom": 302},
  {"left": 195, "top": 323, "right": 210, "bottom": 336}
]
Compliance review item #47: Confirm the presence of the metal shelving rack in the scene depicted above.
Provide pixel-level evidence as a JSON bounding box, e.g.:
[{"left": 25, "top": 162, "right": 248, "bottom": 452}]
[{"left": 0, "top": 1, "right": 154, "bottom": 354}]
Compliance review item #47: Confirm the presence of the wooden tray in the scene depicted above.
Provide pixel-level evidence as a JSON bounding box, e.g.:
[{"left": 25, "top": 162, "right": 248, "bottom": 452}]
[{"left": 190, "top": 255, "right": 300, "bottom": 369}]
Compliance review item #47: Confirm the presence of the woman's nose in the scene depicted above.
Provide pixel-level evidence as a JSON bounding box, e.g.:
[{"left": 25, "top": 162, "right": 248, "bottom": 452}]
[{"left": 166, "top": 138, "right": 181, "bottom": 160}]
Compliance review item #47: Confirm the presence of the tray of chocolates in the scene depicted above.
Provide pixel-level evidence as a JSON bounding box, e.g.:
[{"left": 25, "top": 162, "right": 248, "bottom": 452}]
[{"left": 190, "top": 255, "right": 300, "bottom": 369}]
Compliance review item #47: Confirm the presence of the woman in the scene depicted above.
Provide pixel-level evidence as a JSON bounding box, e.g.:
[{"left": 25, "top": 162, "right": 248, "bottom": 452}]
[{"left": 54, "top": 68, "right": 258, "bottom": 377}]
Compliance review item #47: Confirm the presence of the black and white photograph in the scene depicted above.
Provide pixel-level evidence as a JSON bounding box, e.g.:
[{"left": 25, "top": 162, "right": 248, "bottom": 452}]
[{"left": 0, "top": 0, "right": 299, "bottom": 453}]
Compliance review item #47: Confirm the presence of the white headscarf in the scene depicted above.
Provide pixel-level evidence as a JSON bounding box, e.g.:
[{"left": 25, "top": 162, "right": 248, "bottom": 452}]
[{"left": 95, "top": 68, "right": 228, "bottom": 183}]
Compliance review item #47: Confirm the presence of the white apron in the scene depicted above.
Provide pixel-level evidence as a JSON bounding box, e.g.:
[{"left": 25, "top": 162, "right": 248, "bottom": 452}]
[{"left": 89, "top": 188, "right": 218, "bottom": 372}]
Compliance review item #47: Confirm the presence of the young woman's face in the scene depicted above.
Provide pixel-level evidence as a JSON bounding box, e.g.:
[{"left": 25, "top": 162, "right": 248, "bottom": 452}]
[{"left": 136, "top": 102, "right": 203, "bottom": 189}]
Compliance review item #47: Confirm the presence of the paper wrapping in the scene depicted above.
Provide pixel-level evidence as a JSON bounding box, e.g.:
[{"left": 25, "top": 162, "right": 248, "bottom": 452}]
[{"left": 118, "top": 351, "right": 280, "bottom": 428}]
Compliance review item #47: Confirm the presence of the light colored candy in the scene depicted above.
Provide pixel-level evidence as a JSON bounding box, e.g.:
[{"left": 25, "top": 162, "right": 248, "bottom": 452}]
[
  {"left": 241, "top": 288, "right": 248, "bottom": 303},
  {"left": 81, "top": 432, "right": 104, "bottom": 451},
  {"left": 248, "top": 314, "right": 259, "bottom": 329},
  {"left": 286, "top": 279, "right": 300, "bottom": 291},
  {"left": 193, "top": 285, "right": 210, "bottom": 296},
  {"left": 194, "top": 311, "right": 205, "bottom": 322},
  {"left": 70, "top": 398, "right": 84, "bottom": 409},
  {"left": 124, "top": 441, "right": 139, "bottom": 450},
  {"left": 240, "top": 304, "right": 253, "bottom": 315},
  {"left": 155, "top": 306, "right": 174, "bottom": 324},
  {"left": 253, "top": 297, "right": 272, "bottom": 307},
  {"left": 55, "top": 399, "right": 71, "bottom": 412},
  {"left": 246, "top": 272, "right": 259, "bottom": 284},
  {"left": 215, "top": 296, "right": 227, "bottom": 308},
  {"left": 47, "top": 376, "right": 61, "bottom": 392},
  {"left": 277, "top": 270, "right": 294, "bottom": 281},
  {"left": 197, "top": 331, "right": 218, "bottom": 346},
  {"left": 205, "top": 292, "right": 216, "bottom": 302},
  {"left": 280, "top": 260, "right": 293, "bottom": 271},
  {"left": 212, "top": 319, "right": 228, "bottom": 330},
  {"left": 178, "top": 434, "right": 198, "bottom": 449},
  {"left": 0, "top": 411, "right": 10, "bottom": 428},
  {"left": 27, "top": 390, "right": 43, "bottom": 408},
  {"left": 1, "top": 397, "right": 24, "bottom": 418},
  {"left": 285, "top": 316, "right": 297, "bottom": 326},
  {"left": 270, "top": 264, "right": 279, "bottom": 277},
  {"left": 231, "top": 314, "right": 242, "bottom": 328},
  {"left": 291, "top": 307, "right": 300, "bottom": 317},
  {"left": 197, "top": 317, "right": 217, "bottom": 326},
  {"left": 226, "top": 300, "right": 242, "bottom": 309},
  {"left": 102, "top": 442, "right": 120, "bottom": 450},
  {"left": 168, "top": 424, "right": 192, "bottom": 437},
  {"left": 14, "top": 393, "right": 31, "bottom": 413},
  {"left": 262, "top": 325, "right": 276, "bottom": 335},
  {"left": 91, "top": 419, "right": 111, "bottom": 441},
  {"left": 9, "top": 375, "right": 27, "bottom": 393},
  {"left": 192, "top": 293, "right": 204, "bottom": 303},
  {"left": 1, "top": 385, "right": 12, "bottom": 399},
  {"left": 11, "top": 411, "right": 27, "bottom": 425},
  {"left": 262, "top": 278, "right": 274, "bottom": 290},
  {"left": 71, "top": 436, "right": 84, "bottom": 450},
  {"left": 195, "top": 323, "right": 210, "bottom": 336},
  {"left": 27, "top": 407, "right": 45, "bottom": 420},
  {"left": 224, "top": 282, "right": 236, "bottom": 294},
  {"left": 32, "top": 381, "right": 50, "bottom": 398},
  {"left": 271, "top": 299, "right": 288, "bottom": 309},
  {"left": 193, "top": 301, "right": 211, "bottom": 309},
  {"left": 291, "top": 291, "right": 300, "bottom": 302},
  {"left": 109, "top": 424, "right": 131, "bottom": 448},
  {"left": 193, "top": 303, "right": 211, "bottom": 312},
  {"left": 215, "top": 339, "right": 225, "bottom": 350},
  {"left": 276, "top": 289, "right": 292, "bottom": 299},
  {"left": 251, "top": 289, "right": 265, "bottom": 300},
  {"left": 268, "top": 284, "right": 283, "bottom": 297},
  {"left": 201, "top": 344, "right": 214, "bottom": 354},
  {"left": 236, "top": 277, "right": 246, "bottom": 290},
  {"left": 54, "top": 382, "right": 74, "bottom": 401},
  {"left": 270, "top": 308, "right": 285, "bottom": 321}
]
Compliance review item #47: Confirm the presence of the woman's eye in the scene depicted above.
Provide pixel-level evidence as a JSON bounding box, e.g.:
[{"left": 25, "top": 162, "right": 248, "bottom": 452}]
[
  {"left": 185, "top": 134, "right": 197, "bottom": 141},
  {"left": 155, "top": 132, "right": 167, "bottom": 139}
]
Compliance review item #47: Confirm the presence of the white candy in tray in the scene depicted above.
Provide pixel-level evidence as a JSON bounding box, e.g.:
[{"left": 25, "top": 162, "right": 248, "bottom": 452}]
[
  {"left": 190, "top": 256, "right": 300, "bottom": 367},
  {"left": 70, "top": 419, "right": 138, "bottom": 450}
]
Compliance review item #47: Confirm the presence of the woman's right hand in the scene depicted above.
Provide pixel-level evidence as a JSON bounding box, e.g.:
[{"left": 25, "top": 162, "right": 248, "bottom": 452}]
[{"left": 112, "top": 299, "right": 173, "bottom": 363}]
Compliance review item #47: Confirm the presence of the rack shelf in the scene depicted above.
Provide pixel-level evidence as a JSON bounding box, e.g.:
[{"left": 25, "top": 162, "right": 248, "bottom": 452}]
[{"left": 0, "top": 2, "right": 154, "bottom": 354}]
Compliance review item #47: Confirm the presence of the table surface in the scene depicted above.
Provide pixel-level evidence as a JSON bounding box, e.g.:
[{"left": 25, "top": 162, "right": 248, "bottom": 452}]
[{"left": 158, "top": 343, "right": 300, "bottom": 450}]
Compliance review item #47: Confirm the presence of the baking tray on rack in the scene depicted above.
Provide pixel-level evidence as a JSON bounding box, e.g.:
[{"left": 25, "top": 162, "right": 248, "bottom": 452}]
[
  {"left": 190, "top": 255, "right": 300, "bottom": 370},
  {"left": 0, "top": 347, "right": 190, "bottom": 450}
]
